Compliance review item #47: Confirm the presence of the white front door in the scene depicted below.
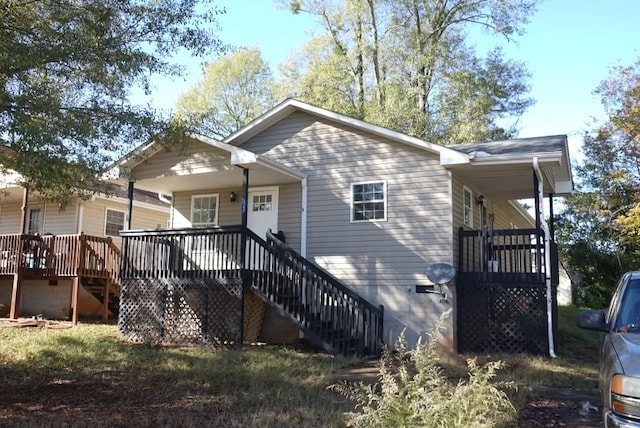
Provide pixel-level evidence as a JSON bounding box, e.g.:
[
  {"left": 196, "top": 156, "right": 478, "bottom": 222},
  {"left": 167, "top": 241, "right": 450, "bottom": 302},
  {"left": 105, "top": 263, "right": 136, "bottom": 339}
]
[{"left": 247, "top": 187, "right": 279, "bottom": 239}]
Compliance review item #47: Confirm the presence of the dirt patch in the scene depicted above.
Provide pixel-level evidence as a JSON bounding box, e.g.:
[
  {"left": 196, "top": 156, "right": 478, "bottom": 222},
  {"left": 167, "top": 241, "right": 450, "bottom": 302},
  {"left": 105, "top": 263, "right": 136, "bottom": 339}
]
[
  {"left": 0, "top": 318, "right": 73, "bottom": 328},
  {"left": 518, "top": 387, "right": 601, "bottom": 427}
]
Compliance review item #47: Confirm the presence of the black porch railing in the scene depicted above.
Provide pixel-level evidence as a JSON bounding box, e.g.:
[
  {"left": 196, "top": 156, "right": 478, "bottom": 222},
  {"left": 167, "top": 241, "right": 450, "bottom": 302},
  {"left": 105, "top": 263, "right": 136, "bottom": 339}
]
[
  {"left": 118, "top": 226, "right": 384, "bottom": 357},
  {"left": 457, "top": 227, "right": 557, "bottom": 355},
  {"left": 248, "top": 229, "right": 384, "bottom": 357}
]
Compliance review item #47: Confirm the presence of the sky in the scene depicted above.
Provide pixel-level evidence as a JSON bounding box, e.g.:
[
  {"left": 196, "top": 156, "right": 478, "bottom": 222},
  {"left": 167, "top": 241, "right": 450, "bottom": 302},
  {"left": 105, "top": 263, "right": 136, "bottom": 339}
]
[{"left": 143, "top": 0, "right": 640, "bottom": 165}]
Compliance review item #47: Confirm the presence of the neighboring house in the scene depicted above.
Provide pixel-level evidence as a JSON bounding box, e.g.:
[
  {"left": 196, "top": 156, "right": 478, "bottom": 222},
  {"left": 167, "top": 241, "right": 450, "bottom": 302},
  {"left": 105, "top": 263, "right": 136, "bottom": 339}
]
[
  {"left": 107, "top": 98, "right": 574, "bottom": 356},
  {"left": 0, "top": 176, "right": 170, "bottom": 321}
]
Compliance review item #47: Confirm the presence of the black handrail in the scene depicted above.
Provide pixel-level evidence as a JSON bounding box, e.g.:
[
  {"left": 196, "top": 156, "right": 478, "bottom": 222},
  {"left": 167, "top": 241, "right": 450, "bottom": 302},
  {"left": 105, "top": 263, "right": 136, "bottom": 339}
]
[
  {"left": 120, "top": 226, "right": 384, "bottom": 357},
  {"left": 246, "top": 229, "right": 384, "bottom": 357}
]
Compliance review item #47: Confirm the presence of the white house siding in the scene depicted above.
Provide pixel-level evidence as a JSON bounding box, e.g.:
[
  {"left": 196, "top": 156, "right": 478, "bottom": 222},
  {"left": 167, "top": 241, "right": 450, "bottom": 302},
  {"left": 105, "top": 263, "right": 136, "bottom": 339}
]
[
  {"left": 0, "top": 199, "right": 79, "bottom": 235},
  {"left": 81, "top": 198, "right": 168, "bottom": 247},
  {"left": 41, "top": 201, "right": 79, "bottom": 234},
  {"left": 240, "top": 111, "right": 455, "bottom": 348},
  {"left": 0, "top": 202, "right": 24, "bottom": 234},
  {"left": 492, "top": 202, "right": 534, "bottom": 230}
]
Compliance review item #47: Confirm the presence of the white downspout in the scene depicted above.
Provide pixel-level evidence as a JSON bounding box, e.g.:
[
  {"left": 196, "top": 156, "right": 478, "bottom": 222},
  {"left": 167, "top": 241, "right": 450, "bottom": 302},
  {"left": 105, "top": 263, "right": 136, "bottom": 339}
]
[
  {"left": 533, "top": 157, "right": 556, "bottom": 358},
  {"left": 301, "top": 177, "right": 308, "bottom": 258},
  {"left": 76, "top": 199, "right": 84, "bottom": 234}
]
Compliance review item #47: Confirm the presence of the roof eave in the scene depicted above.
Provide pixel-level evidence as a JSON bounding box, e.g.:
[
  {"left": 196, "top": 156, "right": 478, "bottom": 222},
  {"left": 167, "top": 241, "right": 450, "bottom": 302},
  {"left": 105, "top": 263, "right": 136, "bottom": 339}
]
[{"left": 223, "top": 98, "right": 464, "bottom": 160}]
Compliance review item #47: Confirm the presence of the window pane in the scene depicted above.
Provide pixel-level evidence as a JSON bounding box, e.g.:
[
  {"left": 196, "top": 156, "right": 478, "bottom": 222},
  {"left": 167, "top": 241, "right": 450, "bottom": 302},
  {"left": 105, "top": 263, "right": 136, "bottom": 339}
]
[
  {"left": 105, "top": 210, "right": 125, "bottom": 236},
  {"left": 28, "top": 209, "right": 41, "bottom": 235},
  {"left": 192, "top": 196, "right": 217, "bottom": 226},
  {"left": 352, "top": 182, "right": 386, "bottom": 222}
]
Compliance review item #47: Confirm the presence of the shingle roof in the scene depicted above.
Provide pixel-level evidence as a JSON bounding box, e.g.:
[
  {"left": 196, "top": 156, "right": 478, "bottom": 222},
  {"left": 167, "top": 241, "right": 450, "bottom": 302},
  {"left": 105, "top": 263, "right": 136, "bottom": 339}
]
[{"left": 451, "top": 135, "right": 567, "bottom": 156}]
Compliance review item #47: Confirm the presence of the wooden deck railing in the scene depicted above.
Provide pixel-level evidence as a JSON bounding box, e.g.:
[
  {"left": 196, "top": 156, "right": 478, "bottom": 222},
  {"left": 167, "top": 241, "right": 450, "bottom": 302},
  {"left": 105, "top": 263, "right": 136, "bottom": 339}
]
[{"left": 0, "top": 233, "right": 121, "bottom": 283}]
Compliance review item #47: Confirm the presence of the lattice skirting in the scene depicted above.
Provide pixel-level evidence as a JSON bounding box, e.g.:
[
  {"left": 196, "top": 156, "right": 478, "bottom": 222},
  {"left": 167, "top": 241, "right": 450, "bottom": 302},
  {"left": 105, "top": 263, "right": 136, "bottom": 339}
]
[
  {"left": 119, "top": 277, "right": 245, "bottom": 346},
  {"left": 457, "top": 282, "right": 554, "bottom": 355}
]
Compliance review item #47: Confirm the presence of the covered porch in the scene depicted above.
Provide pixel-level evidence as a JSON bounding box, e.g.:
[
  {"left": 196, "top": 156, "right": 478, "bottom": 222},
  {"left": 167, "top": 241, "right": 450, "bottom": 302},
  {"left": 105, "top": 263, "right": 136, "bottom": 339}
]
[
  {"left": 107, "top": 134, "right": 385, "bottom": 356},
  {"left": 443, "top": 135, "right": 574, "bottom": 355}
]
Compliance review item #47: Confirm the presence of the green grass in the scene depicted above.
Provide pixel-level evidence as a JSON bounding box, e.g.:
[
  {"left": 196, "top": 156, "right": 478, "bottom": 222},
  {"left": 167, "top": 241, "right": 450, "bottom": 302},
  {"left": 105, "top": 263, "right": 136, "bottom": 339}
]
[{"left": 0, "top": 307, "right": 601, "bottom": 427}]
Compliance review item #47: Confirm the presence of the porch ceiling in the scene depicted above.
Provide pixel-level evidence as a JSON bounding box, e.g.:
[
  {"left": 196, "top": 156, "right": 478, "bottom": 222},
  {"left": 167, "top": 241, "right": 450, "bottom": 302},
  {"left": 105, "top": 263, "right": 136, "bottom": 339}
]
[
  {"left": 445, "top": 135, "right": 574, "bottom": 200},
  {"left": 449, "top": 160, "right": 565, "bottom": 201},
  {"left": 115, "top": 163, "right": 300, "bottom": 195}
]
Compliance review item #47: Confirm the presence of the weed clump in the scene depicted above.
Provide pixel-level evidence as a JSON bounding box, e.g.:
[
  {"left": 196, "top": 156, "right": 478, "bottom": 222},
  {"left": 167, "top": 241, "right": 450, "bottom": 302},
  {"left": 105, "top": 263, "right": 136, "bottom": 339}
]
[{"left": 331, "top": 315, "right": 516, "bottom": 428}]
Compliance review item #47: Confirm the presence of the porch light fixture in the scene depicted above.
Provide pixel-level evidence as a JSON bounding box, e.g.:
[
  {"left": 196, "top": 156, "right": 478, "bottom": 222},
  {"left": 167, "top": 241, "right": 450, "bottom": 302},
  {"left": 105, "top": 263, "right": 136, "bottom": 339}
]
[
  {"left": 229, "top": 191, "right": 237, "bottom": 203},
  {"left": 476, "top": 194, "right": 485, "bottom": 206}
]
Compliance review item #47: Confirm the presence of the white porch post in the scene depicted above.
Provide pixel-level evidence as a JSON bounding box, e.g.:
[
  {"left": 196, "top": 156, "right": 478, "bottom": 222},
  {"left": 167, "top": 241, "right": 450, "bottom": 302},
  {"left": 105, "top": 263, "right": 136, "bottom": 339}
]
[{"left": 533, "top": 157, "right": 556, "bottom": 358}]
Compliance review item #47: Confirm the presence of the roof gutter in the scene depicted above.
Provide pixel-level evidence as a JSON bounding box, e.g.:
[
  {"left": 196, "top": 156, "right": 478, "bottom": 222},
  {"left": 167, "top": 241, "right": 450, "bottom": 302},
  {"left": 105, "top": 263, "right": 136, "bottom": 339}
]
[
  {"left": 469, "top": 152, "right": 562, "bottom": 166},
  {"left": 533, "top": 157, "right": 556, "bottom": 358}
]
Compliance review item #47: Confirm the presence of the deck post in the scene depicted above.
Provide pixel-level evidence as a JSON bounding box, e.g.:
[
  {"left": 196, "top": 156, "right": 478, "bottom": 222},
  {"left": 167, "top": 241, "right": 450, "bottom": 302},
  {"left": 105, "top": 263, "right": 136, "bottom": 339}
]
[
  {"left": 71, "top": 276, "right": 80, "bottom": 325},
  {"left": 9, "top": 273, "right": 21, "bottom": 319},
  {"left": 103, "top": 278, "right": 111, "bottom": 321},
  {"left": 9, "top": 234, "right": 25, "bottom": 319}
]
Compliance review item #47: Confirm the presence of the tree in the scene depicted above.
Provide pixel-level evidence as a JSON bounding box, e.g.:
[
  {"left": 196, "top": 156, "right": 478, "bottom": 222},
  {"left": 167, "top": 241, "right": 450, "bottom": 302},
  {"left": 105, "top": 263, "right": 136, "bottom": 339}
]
[
  {"left": 276, "top": 35, "right": 362, "bottom": 118},
  {"left": 1, "top": 0, "right": 224, "bottom": 204},
  {"left": 557, "top": 58, "right": 640, "bottom": 307},
  {"left": 277, "top": 0, "right": 536, "bottom": 145},
  {"left": 174, "top": 48, "right": 277, "bottom": 139}
]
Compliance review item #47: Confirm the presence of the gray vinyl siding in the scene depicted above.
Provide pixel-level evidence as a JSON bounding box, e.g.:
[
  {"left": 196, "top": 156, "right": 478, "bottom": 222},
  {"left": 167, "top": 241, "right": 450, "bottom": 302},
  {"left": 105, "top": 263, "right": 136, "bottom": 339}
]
[
  {"left": 172, "top": 188, "right": 243, "bottom": 228},
  {"left": 451, "top": 171, "right": 536, "bottom": 270},
  {"left": 171, "top": 183, "right": 302, "bottom": 252},
  {"left": 277, "top": 183, "right": 301, "bottom": 251},
  {"left": 241, "top": 111, "right": 454, "bottom": 345},
  {"left": 134, "top": 140, "right": 231, "bottom": 180},
  {"left": 492, "top": 202, "right": 535, "bottom": 229}
]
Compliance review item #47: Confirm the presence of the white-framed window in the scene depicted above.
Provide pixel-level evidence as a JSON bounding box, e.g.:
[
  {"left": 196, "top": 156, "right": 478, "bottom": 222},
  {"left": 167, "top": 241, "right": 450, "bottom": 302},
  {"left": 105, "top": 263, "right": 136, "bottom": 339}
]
[
  {"left": 252, "top": 193, "right": 273, "bottom": 212},
  {"left": 463, "top": 186, "right": 473, "bottom": 227},
  {"left": 351, "top": 181, "right": 387, "bottom": 222},
  {"left": 27, "top": 208, "right": 43, "bottom": 235},
  {"left": 105, "top": 209, "right": 126, "bottom": 236},
  {"left": 191, "top": 194, "right": 219, "bottom": 227}
]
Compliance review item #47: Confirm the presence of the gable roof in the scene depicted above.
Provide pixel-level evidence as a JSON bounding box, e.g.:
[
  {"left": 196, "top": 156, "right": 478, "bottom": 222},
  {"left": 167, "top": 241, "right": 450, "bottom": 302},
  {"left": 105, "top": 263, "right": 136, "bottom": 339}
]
[
  {"left": 105, "top": 133, "right": 305, "bottom": 195},
  {"left": 223, "top": 98, "right": 469, "bottom": 166},
  {"left": 106, "top": 98, "right": 574, "bottom": 200}
]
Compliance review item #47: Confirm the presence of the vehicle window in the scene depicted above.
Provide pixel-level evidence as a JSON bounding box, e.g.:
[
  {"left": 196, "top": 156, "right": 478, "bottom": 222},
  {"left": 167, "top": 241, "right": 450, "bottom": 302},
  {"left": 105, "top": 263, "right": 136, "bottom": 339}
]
[
  {"left": 614, "top": 278, "right": 640, "bottom": 332},
  {"left": 607, "top": 274, "right": 628, "bottom": 325}
]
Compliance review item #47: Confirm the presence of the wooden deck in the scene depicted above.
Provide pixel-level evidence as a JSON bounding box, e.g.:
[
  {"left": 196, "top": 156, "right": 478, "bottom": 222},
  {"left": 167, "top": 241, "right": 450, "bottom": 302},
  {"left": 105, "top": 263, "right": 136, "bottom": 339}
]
[{"left": 0, "top": 233, "right": 121, "bottom": 322}]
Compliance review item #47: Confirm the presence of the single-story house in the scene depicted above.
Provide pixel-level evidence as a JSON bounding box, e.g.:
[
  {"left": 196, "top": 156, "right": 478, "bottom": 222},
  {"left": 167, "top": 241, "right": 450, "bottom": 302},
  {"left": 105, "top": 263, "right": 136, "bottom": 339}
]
[{"left": 107, "top": 98, "right": 574, "bottom": 356}]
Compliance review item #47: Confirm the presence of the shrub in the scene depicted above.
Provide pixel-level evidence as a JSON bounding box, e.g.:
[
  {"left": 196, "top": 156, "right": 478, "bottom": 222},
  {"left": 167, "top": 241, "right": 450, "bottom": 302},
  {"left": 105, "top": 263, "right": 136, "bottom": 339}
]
[{"left": 331, "top": 315, "right": 516, "bottom": 427}]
